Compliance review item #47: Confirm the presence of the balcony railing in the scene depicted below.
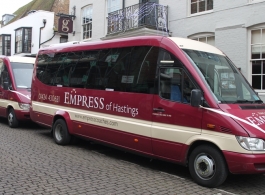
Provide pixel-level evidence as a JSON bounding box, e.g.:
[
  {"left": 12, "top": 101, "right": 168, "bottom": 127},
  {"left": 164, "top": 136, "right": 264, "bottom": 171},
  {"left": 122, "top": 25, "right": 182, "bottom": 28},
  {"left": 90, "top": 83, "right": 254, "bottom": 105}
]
[{"left": 107, "top": 2, "right": 168, "bottom": 35}]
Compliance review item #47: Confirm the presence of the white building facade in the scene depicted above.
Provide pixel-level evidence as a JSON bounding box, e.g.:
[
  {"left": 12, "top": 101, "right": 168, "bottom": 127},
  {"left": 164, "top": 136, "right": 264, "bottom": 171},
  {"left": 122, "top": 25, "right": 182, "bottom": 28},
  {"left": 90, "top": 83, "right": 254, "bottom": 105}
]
[
  {"left": 67, "top": 0, "right": 265, "bottom": 100},
  {"left": 0, "top": 11, "right": 61, "bottom": 57}
]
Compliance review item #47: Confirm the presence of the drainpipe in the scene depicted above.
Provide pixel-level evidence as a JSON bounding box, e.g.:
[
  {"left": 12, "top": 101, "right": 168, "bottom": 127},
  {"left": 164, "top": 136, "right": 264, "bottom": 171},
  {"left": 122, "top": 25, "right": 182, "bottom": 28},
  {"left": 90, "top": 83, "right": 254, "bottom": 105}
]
[
  {"left": 39, "top": 19, "right": 47, "bottom": 48},
  {"left": 40, "top": 30, "right": 57, "bottom": 46}
]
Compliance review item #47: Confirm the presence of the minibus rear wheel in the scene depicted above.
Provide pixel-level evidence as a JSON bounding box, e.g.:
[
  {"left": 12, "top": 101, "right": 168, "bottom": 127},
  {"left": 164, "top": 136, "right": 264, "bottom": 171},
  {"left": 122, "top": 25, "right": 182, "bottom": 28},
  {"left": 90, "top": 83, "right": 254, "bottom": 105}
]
[
  {"left": 8, "top": 108, "right": 19, "bottom": 128},
  {"left": 53, "top": 119, "right": 71, "bottom": 145},
  {"left": 188, "top": 144, "right": 228, "bottom": 188}
]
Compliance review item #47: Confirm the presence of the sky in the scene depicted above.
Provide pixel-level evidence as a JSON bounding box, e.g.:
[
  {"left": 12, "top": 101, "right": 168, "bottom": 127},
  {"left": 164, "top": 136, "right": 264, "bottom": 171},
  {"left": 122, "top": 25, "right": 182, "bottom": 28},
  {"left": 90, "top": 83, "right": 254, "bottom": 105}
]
[{"left": 0, "top": 0, "right": 33, "bottom": 18}]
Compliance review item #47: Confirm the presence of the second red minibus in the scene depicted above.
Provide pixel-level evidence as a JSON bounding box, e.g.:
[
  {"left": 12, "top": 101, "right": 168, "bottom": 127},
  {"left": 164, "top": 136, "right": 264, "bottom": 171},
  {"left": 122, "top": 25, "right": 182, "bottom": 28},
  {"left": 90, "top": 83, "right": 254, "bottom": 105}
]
[
  {"left": 31, "top": 36, "right": 265, "bottom": 187},
  {"left": 0, "top": 56, "right": 35, "bottom": 127}
]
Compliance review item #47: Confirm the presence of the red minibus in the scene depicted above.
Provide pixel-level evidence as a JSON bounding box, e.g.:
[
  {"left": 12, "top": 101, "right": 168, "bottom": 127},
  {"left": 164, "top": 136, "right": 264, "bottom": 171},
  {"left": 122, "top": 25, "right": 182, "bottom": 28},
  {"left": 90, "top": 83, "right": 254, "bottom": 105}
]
[
  {"left": 31, "top": 36, "right": 265, "bottom": 187},
  {"left": 0, "top": 56, "right": 35, "bottom": 127}
]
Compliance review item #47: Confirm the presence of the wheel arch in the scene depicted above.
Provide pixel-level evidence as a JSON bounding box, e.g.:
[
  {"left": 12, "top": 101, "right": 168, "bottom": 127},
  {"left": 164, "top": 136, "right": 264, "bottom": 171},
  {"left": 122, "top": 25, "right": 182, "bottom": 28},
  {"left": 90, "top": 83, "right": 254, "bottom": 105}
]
[
  {"left": 6, "top": 105, "right": 14, "bottom": 116},
  {"left": 184, "top": 140, "right": 228, "bottom": 168},
  {"left": 52, "top": 110, "right": 73, "bottom": 134}
]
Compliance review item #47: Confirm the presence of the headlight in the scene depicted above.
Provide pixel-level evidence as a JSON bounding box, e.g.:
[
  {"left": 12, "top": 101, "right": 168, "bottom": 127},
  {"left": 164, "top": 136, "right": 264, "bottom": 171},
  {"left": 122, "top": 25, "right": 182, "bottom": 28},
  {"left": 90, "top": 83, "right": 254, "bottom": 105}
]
[
  {"left": 18, "top": 103, "right": 30, "bottom": 110},
  {"left": 236, "top": 136, "right": 265, "bottom": 151}
]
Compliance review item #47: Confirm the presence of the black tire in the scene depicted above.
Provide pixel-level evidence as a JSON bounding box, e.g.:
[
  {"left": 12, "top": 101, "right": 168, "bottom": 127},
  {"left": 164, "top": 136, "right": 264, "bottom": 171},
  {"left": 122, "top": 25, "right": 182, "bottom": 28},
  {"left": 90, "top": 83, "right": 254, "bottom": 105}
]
[
  {"left": 7, "top": 108, "right": 19, "bottom": 128},
  {"left": 188, "top": 144, "right": 228, "bottom": 188},
  {"left": 52, "top": 119, "right": 71, "bottom": 145}
]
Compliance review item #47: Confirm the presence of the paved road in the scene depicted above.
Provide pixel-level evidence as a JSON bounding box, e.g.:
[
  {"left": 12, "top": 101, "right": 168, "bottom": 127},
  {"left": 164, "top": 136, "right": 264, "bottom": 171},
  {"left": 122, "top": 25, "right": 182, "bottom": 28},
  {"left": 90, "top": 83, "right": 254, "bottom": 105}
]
[{"left": 0, "top": 119, "right": 265, "bottom": 195}]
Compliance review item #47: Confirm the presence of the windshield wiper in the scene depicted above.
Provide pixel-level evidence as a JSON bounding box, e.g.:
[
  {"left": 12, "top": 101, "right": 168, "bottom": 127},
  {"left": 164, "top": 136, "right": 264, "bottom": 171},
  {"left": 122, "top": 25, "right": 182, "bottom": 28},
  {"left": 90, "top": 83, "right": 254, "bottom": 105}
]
[
  {"left": 253, "top": 100, "right": 263, "bottom": 104},
  {"left": 233, "top": 99, "right": 263, "bottom": 104},
  {"left": 233, "top": 100, "right": 253, "bottom": 104}
]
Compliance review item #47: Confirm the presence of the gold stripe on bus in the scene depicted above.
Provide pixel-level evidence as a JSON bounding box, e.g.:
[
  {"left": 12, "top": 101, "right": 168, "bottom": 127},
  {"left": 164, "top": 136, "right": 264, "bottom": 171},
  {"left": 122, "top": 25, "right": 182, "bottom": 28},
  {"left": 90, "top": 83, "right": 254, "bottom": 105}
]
[
  {"left": 32, "top": 101, "right": 152, "bottom": 137},
  {"left": 0, "top": 99, "right": 22, "bottom": 110},
  {"left": 151, "top": 122, "right": 250, "bottom": 153},
  {"left": 32, "top": 101, "right": 255, "bottom": 154}
]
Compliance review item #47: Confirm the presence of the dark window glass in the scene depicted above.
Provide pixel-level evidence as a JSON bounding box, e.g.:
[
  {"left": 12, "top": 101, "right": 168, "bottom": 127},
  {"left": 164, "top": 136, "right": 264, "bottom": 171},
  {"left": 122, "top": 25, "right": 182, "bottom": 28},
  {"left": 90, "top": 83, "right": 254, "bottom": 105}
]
[
  {"left": 159, "top": 67, "right": 195, "bottom": 103},
  {"left": 0, "top": 63, "right": 11, "bottom": 88},
  {"left": 191, "top": 0, "right": 213, "bottom": 14},
  {"left": 24, "top": 28, "right": 32, "bottom": 53},
  {"left": 199, "top": 0, "right": 205, "bottom": 12},
  {"left": 207, "top": 0, "right": 213, "bottom": 10},
  {"left": 0, "top": 35, "right": 11, "bottom": 56},
  {"left": 252, "top": 61, "right": 262, "bottom": 74},
  {"left": 4, "top": 35, "right": 11, "bottom": 56},
  {"left": 252, "top": 75, "right": 261, "bottom": 90},
  {"left": 191, "top": 3, "right": 197, "bottom": 14},
  {"left": 139, "top": 0, "right": 158, "bottom": 3},
  {"left": 158, "top": 48, "right": 183, "bottom": 66},
  {"left": 37, "top": 46, "right": 158, "bottom": 95},
  {"left": 103, "top": 47, "right": 132, "bottom": 91},
  {"left": 126, "top": 46, "right": 158, "bottom": 93},
  {"left": 15, "top": 28, "right": 32, "bottom": 54}
]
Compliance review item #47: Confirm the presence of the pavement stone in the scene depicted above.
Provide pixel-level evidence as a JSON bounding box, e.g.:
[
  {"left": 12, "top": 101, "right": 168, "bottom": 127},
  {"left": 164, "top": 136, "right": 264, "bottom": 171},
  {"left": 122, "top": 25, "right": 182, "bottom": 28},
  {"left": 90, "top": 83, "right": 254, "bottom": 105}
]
[{"left": 0, "top": 119, "right": 264, "bottom": 194}]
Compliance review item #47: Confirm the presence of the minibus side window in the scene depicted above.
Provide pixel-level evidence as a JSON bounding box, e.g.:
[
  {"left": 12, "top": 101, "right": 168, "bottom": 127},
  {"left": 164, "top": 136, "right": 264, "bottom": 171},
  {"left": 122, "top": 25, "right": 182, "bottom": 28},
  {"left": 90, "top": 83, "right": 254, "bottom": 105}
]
[
  {"left": 73, "top": 50, "right": 100, "bottom": 88},
  {"left": 0, "top": 60, "right": 3, "bottom": 88},
  {"left": 126, "top": 46, "right": 158, "bottom": 94},
  {"left": 0, "top": 62, "right": 11, "bottom": 89},
  {"left": 160, "top": 67, "right": 196, "bottom": 103},
  {"left": 103, "top": 47, "right": 132, "bottom": 91},
  {"left": 36, "top": 46, "right": 158, "bottom": 95}
]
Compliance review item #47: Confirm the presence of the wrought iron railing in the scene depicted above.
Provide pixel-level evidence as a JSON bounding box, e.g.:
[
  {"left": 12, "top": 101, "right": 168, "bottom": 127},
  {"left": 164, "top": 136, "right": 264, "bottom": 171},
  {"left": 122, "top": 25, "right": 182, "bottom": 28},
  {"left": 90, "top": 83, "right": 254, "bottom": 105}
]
[{"left": 107, "top": 2, "right": 168, "bottom": 35}]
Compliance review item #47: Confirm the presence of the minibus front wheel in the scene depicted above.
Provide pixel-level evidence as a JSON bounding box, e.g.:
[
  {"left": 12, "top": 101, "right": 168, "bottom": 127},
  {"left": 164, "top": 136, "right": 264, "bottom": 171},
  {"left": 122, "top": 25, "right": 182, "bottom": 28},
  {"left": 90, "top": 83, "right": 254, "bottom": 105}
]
[
  {"left": 7, "top": 108, "right": 18, "bottom": 128},
  {"left": 53, "top": 119, "right": 71, "bottom": 145},
  {"left": 188, "top": 144, "right": 228, "bottom": 188}
]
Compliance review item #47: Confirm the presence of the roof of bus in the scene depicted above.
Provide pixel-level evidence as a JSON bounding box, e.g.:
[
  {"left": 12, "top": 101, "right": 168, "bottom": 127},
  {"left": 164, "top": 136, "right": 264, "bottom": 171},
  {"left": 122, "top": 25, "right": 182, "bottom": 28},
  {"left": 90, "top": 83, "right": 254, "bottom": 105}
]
[
  {"left": 7, "top": 56, "right": 36, "bottom": 63},
  {"left": 169, "top": 37, "right": 224, "bottom": 56},
  {"left": 40, "top": 36, "right": 224, "bottom": 56}
]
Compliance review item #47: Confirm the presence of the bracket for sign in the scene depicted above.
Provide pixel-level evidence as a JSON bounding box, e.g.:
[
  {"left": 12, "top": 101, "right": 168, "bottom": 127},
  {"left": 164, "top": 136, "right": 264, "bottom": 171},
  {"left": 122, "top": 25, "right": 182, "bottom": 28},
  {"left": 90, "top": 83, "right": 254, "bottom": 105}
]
[{"left": 56, "top": 13, "right": 76, "bottom": 20}]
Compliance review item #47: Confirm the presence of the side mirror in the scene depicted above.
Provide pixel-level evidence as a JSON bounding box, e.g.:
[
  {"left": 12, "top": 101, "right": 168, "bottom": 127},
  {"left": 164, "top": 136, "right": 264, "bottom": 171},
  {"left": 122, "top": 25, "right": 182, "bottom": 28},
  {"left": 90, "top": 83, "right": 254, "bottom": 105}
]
[
  {"left": 190, "top": 89, "right": 202, "bottom": 107},
  {"left": 3, "top": 82, "right": 9, "bottom": 90}
]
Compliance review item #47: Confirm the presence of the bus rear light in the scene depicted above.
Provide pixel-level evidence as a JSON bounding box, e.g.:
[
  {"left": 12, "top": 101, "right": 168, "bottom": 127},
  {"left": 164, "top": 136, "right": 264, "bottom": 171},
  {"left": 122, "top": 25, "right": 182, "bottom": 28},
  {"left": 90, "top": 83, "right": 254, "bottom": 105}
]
[
  {"left": 134, "top": 139, "right": 138, "bottom": 142},
  {"left": 78, "top": 125, "right": 82, "bottom": 128}
]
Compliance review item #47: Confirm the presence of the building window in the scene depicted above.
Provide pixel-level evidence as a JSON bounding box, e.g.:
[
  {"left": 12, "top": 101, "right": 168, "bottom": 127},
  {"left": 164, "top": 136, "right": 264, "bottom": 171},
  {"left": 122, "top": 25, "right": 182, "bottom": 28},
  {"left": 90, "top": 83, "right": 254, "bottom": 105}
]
[
  {"left": 60, "top": 36, "right": 68, "bottom": 43},
  {"left": 188, "top": 33, "right": 215, "bottom": 46},
  {"left": 251, "top": 28, "right": 265, "bottom": 90},
  {"left": 190, "top": 0, "right": 213, "bottom": 15},
  {"left": 0, "top": 37, "right": 2, "bottom": 55},
  {"left": 82, "top": 5, "right": 93, "bottom": 40},
  {"left": 0, "top": 34, "right": 11, "bottom": 56},
  {"left": 192, "top": 36, "right": 215, "bottom": 46},
  {"left": 15, "top": 27, "right": 32, "bottom": 54},
  {"left": 108, "top": 0, "right": 122, "bottom": 13}
]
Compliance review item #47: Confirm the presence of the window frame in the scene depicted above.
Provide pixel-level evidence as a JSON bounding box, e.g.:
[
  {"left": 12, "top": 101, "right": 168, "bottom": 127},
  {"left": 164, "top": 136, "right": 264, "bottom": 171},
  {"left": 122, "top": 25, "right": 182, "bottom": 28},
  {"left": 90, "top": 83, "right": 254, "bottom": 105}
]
[
  {"left": 108, "top": 0, "right": 122, "bottom": 13},
  {"left": 0, "top": 34, "right": 11, "bottom": 56},
  {"left": 250, "top": 27, "right": 265, "bottom": 91},
  {"left": 15, "top": 27, "right": 32, "bottom": 54},
  {"left": 82, "top": 5, "right": 93, "bottom": 40},
  {"left": 188, "top": 0, "right": 213, "bottom": 16}
]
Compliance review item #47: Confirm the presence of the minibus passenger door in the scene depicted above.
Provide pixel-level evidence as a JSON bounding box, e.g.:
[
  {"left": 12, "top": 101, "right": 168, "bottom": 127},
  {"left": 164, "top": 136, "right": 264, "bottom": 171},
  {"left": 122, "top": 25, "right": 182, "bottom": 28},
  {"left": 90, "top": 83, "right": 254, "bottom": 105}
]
[{"left": 151, "top": 67, "right": 203, "bottom": 161}]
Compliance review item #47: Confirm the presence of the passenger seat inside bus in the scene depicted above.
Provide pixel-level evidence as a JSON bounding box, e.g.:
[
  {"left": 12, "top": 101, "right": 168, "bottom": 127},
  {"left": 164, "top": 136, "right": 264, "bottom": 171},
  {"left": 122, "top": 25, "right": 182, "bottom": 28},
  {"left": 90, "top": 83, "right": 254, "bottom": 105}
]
[{"left": 160, "top": 73, "right": 182, "bottom": 102}]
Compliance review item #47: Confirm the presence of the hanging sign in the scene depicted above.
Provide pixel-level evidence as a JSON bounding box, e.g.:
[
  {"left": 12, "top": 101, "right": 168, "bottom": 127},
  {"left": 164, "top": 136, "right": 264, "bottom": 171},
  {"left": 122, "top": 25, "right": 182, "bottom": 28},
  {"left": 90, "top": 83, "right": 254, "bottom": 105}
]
[{"left": 58, "top": 17, "right": 73, "bottom": 33}]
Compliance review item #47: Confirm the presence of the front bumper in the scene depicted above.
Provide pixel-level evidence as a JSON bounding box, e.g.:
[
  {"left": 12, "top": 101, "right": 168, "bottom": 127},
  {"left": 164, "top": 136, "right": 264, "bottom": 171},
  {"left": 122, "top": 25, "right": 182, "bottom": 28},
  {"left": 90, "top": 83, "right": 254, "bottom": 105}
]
[{"left": 224, "top": 150, "right": 265, "bottom": 174}]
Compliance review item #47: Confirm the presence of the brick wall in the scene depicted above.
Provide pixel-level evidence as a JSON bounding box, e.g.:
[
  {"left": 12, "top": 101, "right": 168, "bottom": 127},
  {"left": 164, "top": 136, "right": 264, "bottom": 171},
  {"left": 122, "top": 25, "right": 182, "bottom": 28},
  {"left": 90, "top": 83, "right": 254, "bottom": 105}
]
[{"left": 51, "top": 0, "right": 69, "bottom": 30}]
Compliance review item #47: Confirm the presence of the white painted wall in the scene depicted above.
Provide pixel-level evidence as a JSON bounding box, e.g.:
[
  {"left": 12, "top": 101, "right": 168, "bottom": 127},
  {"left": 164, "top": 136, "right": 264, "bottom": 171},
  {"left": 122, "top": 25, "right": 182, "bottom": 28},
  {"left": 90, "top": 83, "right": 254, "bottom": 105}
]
[
  {"left": 68, "top": 0, "right": 265, "bottom": 100},
  {"left": 0, "top": 10, "right": 59, "bottom": 56}
]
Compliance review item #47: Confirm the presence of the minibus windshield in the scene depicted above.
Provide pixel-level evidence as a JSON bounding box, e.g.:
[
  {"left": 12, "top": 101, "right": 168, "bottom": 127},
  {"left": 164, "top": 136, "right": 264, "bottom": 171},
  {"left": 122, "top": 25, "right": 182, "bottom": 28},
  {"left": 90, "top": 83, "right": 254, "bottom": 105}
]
[
  {"left": 11, "top": 62, "right": 34, "bottom": 89},
  {"left": 183, "top": 49, "right": 262, "bottom": 104}
]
